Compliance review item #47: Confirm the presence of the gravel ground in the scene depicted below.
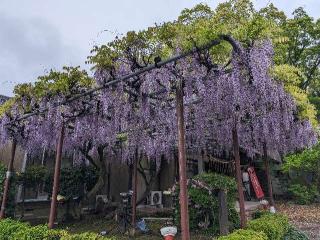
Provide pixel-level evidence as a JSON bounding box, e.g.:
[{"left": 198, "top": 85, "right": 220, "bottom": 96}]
[{"left": 277, "top": 202, "right": 320, "bottom": 240}]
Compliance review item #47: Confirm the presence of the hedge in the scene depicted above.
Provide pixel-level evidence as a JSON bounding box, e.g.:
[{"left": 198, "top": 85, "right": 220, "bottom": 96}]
[
  {"left": 61, "top": 232, "right": 113, "bottom": 240},
  {"left": 219, "top": 213, "right": 293, "bottom": 240},
  {"left": 247, "top": 213, "right": 290, "bottom": 240},
  {"left": 0, "top": 219, "right": 114, "bottom": 240},
  {"left": 287, "top": 183, "right": 319, "bottom": 205},
  {"left": 217, "top": 229, "right": 268, "bottom": 240}
]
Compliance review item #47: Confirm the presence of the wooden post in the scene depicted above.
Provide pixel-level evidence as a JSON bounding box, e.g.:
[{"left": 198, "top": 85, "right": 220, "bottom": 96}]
[
  {"left": 16, "top": 152, "right": 28, "bottom": 205},
  {"left": 175, "top": 151, "right": 179, "bottom": 182},
  {"left": 48, "top": 124, "right": 65, "bottom": 229},
  {"left": 232, "top": 124, "right": 246, "bottom": 228},
  {"left": 0, "top": 139, "right": 17, "bottom": 219},
  {"left": 175, "top": 80, "right": 190, "bottom": 240},
  {"left": 131, "top": 153, "right": 138, "bottom": 229},
  {"left": 218, "top": 189, "right": 229, "bottom": 235},
  {"left": 128, "top": 164, "right": 133, "bottom": 190},
  {"left": 263, "top": 144, "right": 275, "bottom": 212},
  {"left": 107, "top": 162, "right": 111, "bottom": 199}
]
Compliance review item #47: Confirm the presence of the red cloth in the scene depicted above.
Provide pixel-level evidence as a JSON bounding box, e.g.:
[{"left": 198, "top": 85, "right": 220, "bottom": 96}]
[{"left": 247, "top": 167, "right": 265, "bottom": 199}]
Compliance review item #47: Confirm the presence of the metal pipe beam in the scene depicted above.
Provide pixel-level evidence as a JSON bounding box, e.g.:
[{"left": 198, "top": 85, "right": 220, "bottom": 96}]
[{"left": 6, "top": 38, "right": 226, "bottom": 126}]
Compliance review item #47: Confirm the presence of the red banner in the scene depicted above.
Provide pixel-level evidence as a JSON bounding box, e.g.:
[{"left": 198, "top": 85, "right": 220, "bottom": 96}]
[{"left": 247, "top": 167, "right": 264, "bottom": 199}]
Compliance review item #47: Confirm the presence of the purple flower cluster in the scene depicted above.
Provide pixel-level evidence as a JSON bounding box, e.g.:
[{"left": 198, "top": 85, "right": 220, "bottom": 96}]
[{"left": 0, "top": 39, "right": 317, "bottom": 164}]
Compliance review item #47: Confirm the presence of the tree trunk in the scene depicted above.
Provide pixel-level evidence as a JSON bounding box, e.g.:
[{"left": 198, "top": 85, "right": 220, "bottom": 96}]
[
  {"left": 218, "top": 190, "right": 229, "bottom": 235},
  {"left": 263, "top": 144, "right": 275, "bottom": 210},
  {"left": 79, "top": 144, "right": 107, "bottom": 202},
  {"left": 136, "top": 175, "right": 156, "bottom": 206},
  {"left": 136, "top": 159, "right": 161, "bottom": 206},
  {"left": 87, "top": 150, "right": 106, "bottom": 200}
]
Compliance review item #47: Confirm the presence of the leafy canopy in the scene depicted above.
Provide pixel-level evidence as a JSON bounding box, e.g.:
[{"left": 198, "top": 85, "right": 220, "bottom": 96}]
[
  {"left": 0, "top": 66, "right": 93, "bottom": 117},
  {"left": 283, "top": 142, "right": 320, "bottom": 173},
  {"left": 88, "top": 0, "right": 319, "bottom": 126}
]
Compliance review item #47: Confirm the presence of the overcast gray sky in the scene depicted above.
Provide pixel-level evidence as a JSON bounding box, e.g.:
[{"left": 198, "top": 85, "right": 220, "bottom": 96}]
[{"left": 0, "top": 0, "right": 319, "bottom": 96}]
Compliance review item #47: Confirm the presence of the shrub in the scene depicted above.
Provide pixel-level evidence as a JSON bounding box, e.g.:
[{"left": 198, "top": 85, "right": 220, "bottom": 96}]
[
  {"left": 6, "top": 176, "right": 17, "bottom": 217},
  {"left": 44, "top": 165, "right": 98, "bottom": 219},
  {"left": 16, "top": 165, "right": 47, "bottom": 188},
  {"left": 251, "top": 210, "right": 269, "bottom": 220},
  {"left": 0, "top": 219, "right": 28, "bottom": 240},
  {"left": 288, "top": 184, "right": 318, "bottom": 205},
  {"left": 247, "top": 214, "right": 289, "bottom": 240},
  {"left": 283, "top": 144, "right": 320, "bottom": 204},
  {"left": 44, "top": 165, "right": 98, "bottom": 200},
  {"left": 12, "top": 224, "right": 64, "bottom": 240},
  {"left": 217, "top": 229, "right": 268, "bottom": 240},
  {"left": 0, "top": 219, "right": 114, "bottom": 240},
  {"left": 175, "top": 173, "right": 239, "bottom": 235},
  {"left": 61, "top": 232, "right": 110, "bottom": 240},
  {"left": 284, "top": 226, "right": 309, "bottom": 240}
]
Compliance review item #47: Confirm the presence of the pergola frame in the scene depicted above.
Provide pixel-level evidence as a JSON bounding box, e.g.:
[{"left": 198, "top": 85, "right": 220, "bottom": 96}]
[{"left": 0, "top": 34, "right": 277, "bottom": 239}]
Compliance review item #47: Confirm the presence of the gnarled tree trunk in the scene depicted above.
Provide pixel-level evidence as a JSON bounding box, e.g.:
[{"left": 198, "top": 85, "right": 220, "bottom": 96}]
[
  {"left": 79, "top": 142, "right": 108, "bottom": 214},
  {"left": 136, "top": 159, "right": 161, "bottom": 205}
]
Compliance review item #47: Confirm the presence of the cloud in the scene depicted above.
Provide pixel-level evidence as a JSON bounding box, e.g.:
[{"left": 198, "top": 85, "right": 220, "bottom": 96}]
[
  {"left": 0, "top": 12, "right": 84, "bottom": 96},
  {"left": 0, "top": 0, "right": 319, "bottom": 97}
]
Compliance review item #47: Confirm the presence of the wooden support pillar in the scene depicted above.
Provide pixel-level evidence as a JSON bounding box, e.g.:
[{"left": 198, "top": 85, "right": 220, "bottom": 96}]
[
  {"left": 131, "top": 153, "right": 138, "bottom": 229},
  {"left": 48, "top": 124, "right": 65, "bottom": 229},
  {"left": 0, "top": 139, "right": 17, "bottom": 219},
  {"left": 218, "top": 189, "right": 229, "bottom": 235},
  {"left": 232, "top": 124, "right": 246, "bottom": 228},
  {"left": 263, "top": 144, "right": 275, "bottom": 212},
  {"left": 175, "top": 80, "right": 190, "bottom": 240}
]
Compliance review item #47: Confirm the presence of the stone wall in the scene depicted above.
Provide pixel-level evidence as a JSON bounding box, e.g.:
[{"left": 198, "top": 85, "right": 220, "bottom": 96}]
[{"left": 0, "top": 141, "right": 25, "bottom": 171}]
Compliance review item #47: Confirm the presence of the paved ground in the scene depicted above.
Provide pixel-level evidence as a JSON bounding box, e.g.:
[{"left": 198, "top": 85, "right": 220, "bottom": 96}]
[
  {"left": 291, "top": 221, "right": 320, "bottom": 240},
  {"left": 277, "top": 202, "right": 320, "bottom": 240}
]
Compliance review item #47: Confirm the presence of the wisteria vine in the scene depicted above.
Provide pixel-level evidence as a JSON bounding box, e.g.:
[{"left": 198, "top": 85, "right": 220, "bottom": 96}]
[{"left": 0, "top": 37, "right": 317, "bottom": 166}]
